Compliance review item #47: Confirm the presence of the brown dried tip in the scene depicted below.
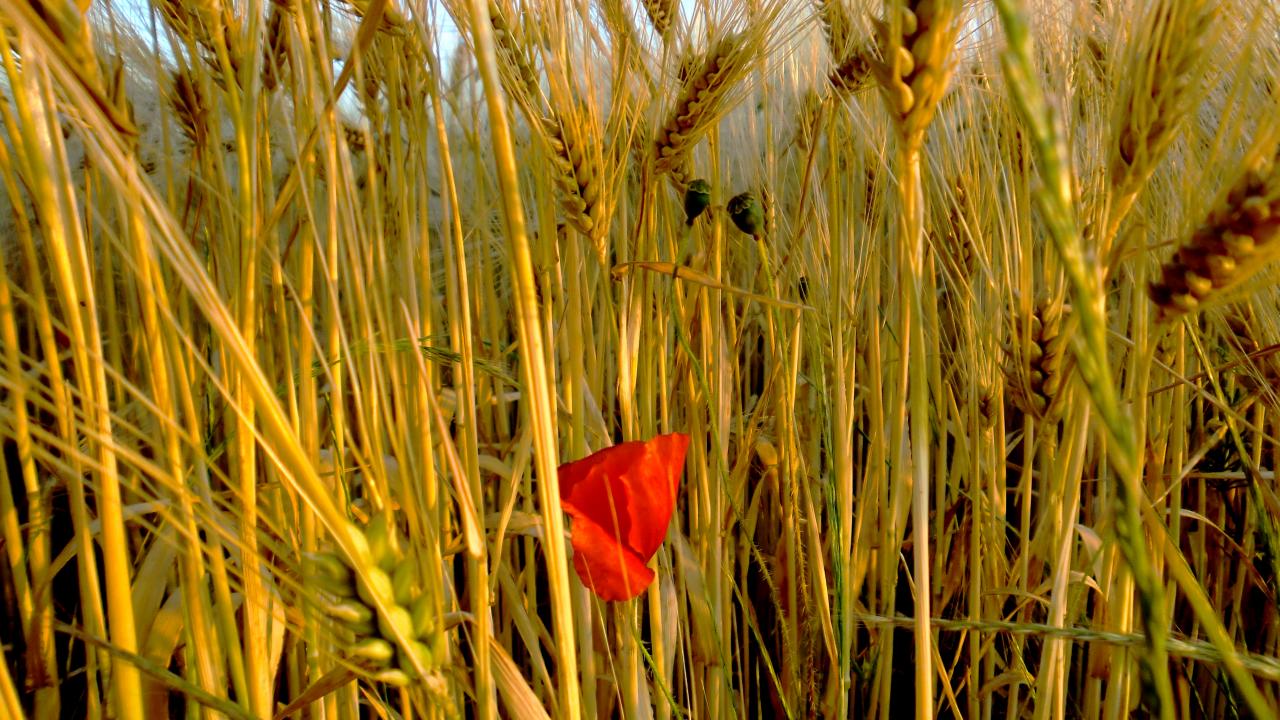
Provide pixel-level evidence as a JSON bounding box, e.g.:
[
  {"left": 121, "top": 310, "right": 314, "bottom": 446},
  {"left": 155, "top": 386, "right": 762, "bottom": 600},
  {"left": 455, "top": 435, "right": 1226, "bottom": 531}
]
[{"left": 1149, "top": 168, "right": 1280, "bottom": 322}]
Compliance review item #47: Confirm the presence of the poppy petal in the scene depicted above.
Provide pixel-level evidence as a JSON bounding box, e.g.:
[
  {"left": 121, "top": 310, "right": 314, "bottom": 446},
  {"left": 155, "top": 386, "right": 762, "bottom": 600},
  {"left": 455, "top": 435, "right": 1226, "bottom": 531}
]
[
  {"left": 568, "top": 512, "right": 655, "bottom": 601},
  {"left": 557, "top": 433, "right": 690, "bottom": 602}
]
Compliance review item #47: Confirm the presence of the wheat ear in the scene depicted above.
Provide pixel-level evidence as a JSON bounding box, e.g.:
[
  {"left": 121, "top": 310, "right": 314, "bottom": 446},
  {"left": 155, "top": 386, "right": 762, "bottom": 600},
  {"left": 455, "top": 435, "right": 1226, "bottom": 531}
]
[
  {"left": 1110, "top": 0, "right": 1215, "bottom": 194},
  {"left": 869, "top": 0, "right": 961, "bottom": 145},
  {"left": 1006, "top": 299, "right": 1071, "bottom": 422},
  {"left": 640, "top": 0, "right": 675, "bottom": 40},
  {"left": 485, "top": 0, "right": 542, "bottom": 109},
  {"left": 814, "top": 0, "right": 872, "bottom": 96},
  {"left": 652, "top": 30, "right": 761, "bottom": 182},
  {"left": 815, "top": 0, "right": 854, "bottom": 59},
  {"left": 1105, "top": 0, "right": 1216, "bottom": 257},
  {"left": 168, "top": 68, "right": 211, "bottom": 153},
  {"left": 538, "top": 110, "right": 607, "bottom": 252},
  {"left": 1150, "top": 165, "right": 1280, "bottom": 322}
]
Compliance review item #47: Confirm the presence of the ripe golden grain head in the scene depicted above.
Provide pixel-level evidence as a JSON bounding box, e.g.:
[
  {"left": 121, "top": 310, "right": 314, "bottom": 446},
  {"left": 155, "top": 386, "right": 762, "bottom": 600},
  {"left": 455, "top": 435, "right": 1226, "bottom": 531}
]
[
  {"left": 1006, "top": 298, "right": 1071, "bottom": 422},
  {"left": 641, "top": 0, "right": 675, "bottom": 40},
  {"left": 1149, "top": 165, "right": 1280, "bottom": 322},
  {"left": 869, "top": 0, "right": 962, "bottom": 143}
]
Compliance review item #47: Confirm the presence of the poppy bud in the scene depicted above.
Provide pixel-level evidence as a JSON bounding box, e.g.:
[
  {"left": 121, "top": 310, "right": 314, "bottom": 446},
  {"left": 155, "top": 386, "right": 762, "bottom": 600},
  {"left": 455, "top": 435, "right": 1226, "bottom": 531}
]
[
  {"left": 728, "top": 191, "right": 764, "bottom": 237},
  {"left": 684, "top": 179, "right": 712, "bottom": 225}
]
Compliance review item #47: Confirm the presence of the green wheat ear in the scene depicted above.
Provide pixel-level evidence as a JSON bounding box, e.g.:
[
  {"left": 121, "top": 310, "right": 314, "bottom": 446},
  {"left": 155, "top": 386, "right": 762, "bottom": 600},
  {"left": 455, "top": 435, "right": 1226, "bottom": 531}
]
[
  {"left": 727, "top": 191, "right": 764, "bottom": 237},
  {"left": 684, "top": 178, "right": 712, "bottom": 225}
]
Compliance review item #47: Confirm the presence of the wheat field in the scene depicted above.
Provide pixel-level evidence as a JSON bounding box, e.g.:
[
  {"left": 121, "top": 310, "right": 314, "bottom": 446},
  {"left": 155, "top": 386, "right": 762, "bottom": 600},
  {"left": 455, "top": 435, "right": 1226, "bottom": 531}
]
[{"left": 2, "top": 0, "right": 1280, "bottom": 718}]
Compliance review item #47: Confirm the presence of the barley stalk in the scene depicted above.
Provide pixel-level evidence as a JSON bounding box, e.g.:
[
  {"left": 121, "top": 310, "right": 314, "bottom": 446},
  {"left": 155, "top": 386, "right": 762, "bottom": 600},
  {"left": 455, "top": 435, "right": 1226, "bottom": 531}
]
[
  {"left": 868, "top": 2, "right": 963, "bottom": 716},
  {"left": 994, "top": 3, "right": 1274, "bottom": 718},
  {"left": 467, "top": 2, "right": 578, "bottom": 718},
  {"left": 993, "top": 3, "right": 1179, "bottom": 715}
]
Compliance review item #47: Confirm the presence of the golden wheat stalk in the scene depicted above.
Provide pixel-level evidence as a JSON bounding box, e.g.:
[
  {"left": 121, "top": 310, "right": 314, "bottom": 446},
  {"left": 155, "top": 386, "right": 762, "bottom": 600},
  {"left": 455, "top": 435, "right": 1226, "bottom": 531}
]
[{"left": 865, "top": 4, "right": 963, "bottom": 716}]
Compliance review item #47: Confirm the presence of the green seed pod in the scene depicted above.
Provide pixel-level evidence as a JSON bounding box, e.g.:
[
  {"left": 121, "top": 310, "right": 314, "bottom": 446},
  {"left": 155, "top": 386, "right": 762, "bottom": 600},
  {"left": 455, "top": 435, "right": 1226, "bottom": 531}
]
[
  {"left": 430, "top": 631, "right": 449, "bottom": 667},
  {"left": 356, "top": 567, "right": 394, "bottom": 608},
  {"left": 350, "top": 637, "right": 395, "bottom": 665},
  {"left": 344, "top": 521, "right": 371, "bottom": 561},
  {"left": 398, "top": 639, "right": 436, "bottom": 674},
  {"left": 364, "top": 513, "right": 402, "bottom": 571},
  {"left": 683, "top": 179, "right": 712, "bottom": 226},
  {"left": 372, "top": 668, "right": 412, "bottom": 687},
  {"left": 377, "top": 605, "right": 415, "bottom": 643},
  {"left": 305, "top": 551, "right": 355, "bottom": 597},
  {"left": 322, "top": 598, "right": 375, "bottom": 632},
  {"left": 410, "top": 594, "right": 436, "bottom": 639},
  {"left": 727, "top": 191, "right": 764, "bottom": 237},
  {"left": 392, "top": 558, "right": 422, "bottom": 606}
]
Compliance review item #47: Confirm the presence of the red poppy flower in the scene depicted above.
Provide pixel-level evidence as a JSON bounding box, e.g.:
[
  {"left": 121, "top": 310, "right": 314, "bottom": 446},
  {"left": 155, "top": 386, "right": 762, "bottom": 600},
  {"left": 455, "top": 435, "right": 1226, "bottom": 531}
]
[{"left": 557, "top": 433, "right": 690, "bottom": 601}]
